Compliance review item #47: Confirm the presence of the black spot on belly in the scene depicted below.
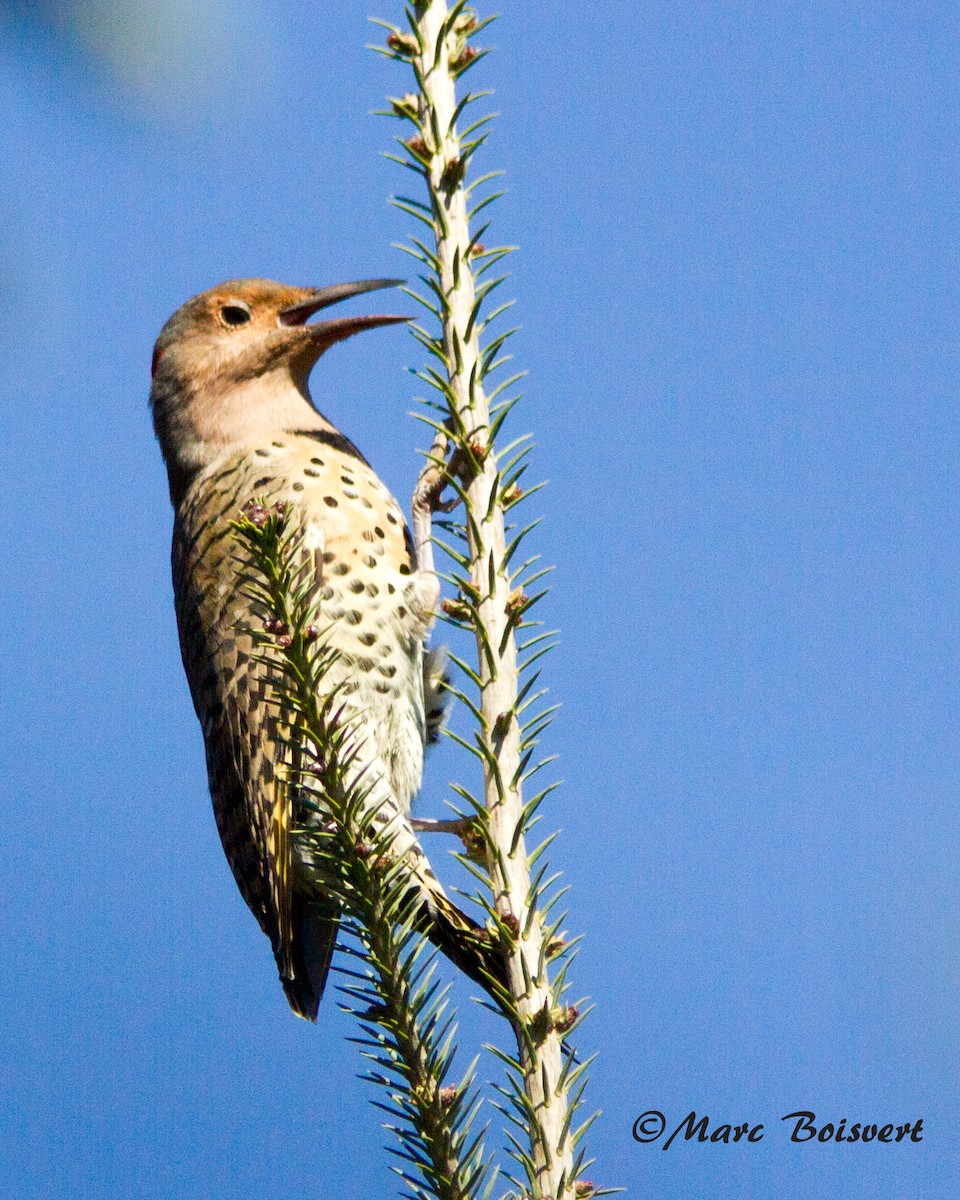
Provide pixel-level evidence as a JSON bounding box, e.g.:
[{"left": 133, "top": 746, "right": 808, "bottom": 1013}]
[
  {"left": 341, "top": 476, "right": 355, "bottom": 485},
  {"left": 321, "top": 551, "right": 335, "bottom": 564},
  {"left": 366, "top": 583, "right": 379, "bottom": 597},
  {"left": 361, "top": 498, "right": 373, "bottom": 509},
  {"left": 399, "top": 564, "right": 412, "bottom": 576},
  {"left": 397, "top": 606, "right": 407, "bottom": 619},
  {"left": 348, "top": 579, "right": 365, "bottom": 594},
  {"left": 272, "top": 441, "right": 285, "bottom": 449},
  {"left": 254, "top": 477, "right": 272, "bottom": 488},
  {"left": 387, "top": 513, "right": 397, "bottom": 524},
  {"left": 362, "top": 530, "right": 375, "bottom": 543},
  {"left": 324, "top": 496, "right": 338, "bottom": 507},
  {"left": 358, "top": 632, "right": 377, "bottom": 646},
  {"left": 346, "top": 610, "right": 363, "bottom": 625},
  {"left": 332, "top": 562, "right": 350, "bottom": 576},
  {"left": 378, "top": 664, "right": 397, "bottom": 679},
  {"left": 356, "top": 656, "right": 375, "bottom": 671},
  {"left": 310, "top": 457, "right": 324, "bottom": 466},
  {"left": 292, "top": 482, "right": 304, "bottom": 492},
  {"left": 304, "top": 468, "right": 320, "bottom": 478},
  {"left": 362, "top": 555, "right": 377, "bottom": 568},
  {"left": 319, "top": 586, "right": 335, "bottom": 601},
  {"left": 374, "top": 681, "right": 396, "bottom": 695},
  {"left": 374, "top": 526, "right": 385, "bottom": 538},
  {"left": 387, "top": 584, "right": 396, "bottom": 594},
  {"left": 255, "top": 448, "right": 270, "bottom": 457}
]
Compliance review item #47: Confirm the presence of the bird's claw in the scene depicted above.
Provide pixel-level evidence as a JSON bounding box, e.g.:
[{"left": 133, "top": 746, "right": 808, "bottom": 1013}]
[{"left": 410, "top": 815, "right": 486, "bottom": 863}]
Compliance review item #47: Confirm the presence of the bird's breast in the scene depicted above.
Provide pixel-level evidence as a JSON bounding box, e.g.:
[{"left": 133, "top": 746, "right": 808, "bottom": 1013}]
[{"left": 180, "top": 434, "right": 432, "bottom": 808}]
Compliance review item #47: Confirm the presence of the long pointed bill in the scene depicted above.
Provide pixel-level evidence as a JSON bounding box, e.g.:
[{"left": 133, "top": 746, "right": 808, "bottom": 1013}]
[
  {"left": 278, "top": 278, "right": 405, "bottom": 327},
  {"left": 299, "top": 312, "right": 411, "bottom": 353}
]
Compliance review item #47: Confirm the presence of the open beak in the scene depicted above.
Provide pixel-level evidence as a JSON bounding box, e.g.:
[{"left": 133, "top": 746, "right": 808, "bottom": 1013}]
[
  {"left": 279, "top": 276, "right": 410, "bottom": 355},
  {"left": 280, "top": 279, "right": 408, "bottom": 331}
]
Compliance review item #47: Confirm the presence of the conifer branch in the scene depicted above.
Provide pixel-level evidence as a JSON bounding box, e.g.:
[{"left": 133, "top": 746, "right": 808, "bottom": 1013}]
[{"left": 380, "top": 5, "right": 601, "bottom": 1198}]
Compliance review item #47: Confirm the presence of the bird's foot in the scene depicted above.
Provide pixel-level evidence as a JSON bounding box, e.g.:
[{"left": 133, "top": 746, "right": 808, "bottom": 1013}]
[
  {"left": 412, "top": 429, "right": 471, "bottom": 571},
  {"left": 410, "top": 815, "right": 486, "bottom": 862},
  {"left": 410, "top": 816, "right": 471, "bottom": 835}
]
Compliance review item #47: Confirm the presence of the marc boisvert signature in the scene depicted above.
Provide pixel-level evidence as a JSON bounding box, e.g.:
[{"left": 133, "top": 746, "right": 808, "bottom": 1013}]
[{"left": 632, "top": 1110, "right": 924, "bottom": 1150}]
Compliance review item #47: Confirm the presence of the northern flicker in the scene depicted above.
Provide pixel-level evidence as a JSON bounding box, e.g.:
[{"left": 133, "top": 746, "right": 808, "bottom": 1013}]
[{"left": 150, "top": 277, "right": 501, "bottom": 1019}]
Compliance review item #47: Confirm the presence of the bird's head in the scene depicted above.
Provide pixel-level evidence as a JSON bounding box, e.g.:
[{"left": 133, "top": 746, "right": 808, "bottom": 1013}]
[
  {"left": 149, "top": 277, "right": 408, "bottom": 500},
  {"left": 150, "top": 277, "right": 407, "bottom": 393}
]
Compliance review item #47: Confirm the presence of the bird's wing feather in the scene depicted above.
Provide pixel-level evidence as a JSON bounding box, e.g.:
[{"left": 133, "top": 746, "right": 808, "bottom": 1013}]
[{"left": 172, "top": 484, "right": 303, "bottom": 1000}]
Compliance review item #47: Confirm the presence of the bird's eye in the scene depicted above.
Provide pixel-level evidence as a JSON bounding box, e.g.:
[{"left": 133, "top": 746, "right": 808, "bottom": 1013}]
[{"left": 221, "top": 303, "right": 252, "bottom": 326}]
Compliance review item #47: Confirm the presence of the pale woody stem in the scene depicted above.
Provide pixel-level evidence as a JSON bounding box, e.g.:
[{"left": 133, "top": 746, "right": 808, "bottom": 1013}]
[{"left": 411, "top": 2, "right": 575, "bottom": 1195}]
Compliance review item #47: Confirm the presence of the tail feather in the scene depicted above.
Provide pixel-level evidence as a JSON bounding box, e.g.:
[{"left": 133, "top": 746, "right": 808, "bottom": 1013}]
[
  {"left": 279, "top": 896, "right": 339, "bottom": 1021},
  {"left": 406, "top": 880, "right": 509, "bottom": 1004},
  {"left": 422, "top": 646, "right": 451, "bottom": 746}
]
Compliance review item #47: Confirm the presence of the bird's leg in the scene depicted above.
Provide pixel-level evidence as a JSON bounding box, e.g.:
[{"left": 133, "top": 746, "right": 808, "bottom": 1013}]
[
  {"left": 411, "top": 427, "right": 462, "bottom": 576},
  {"left": 410, "top": 816, "right": 471, "bottom": 835},
  {"left": 410, "top": 814, "right": 486, "bottom": 862},
  {"left": 411, "top": 428, "right": 468, "bottom": 624}
]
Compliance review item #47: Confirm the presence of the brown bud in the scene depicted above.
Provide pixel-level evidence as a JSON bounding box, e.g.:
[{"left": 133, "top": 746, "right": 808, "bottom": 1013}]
[
  {"left": 452, "top": 45, "right": 479, "bottom": 73},
  {"left": 501, "top": 911, "right": 521, "bottom": 939},
  {"left": 506, "top": 588, "right": 528, "bottom": 616},
  {"left": 440, "top": 156, "right": 466, "bottom": 190},
  {"left": 241, "top": 500, "right": 270, "bottom": 528},
  {"left": 390, "top": 92, "right": 419, "bottom": 117},
  {"left": 405, "top": 136, "right": 429, "bottom": 159},
  {"left": 276, "top": 634, "right": 292, "bottom": 649},
  {"left": 492, "top": 710, "right": 513, "bottom": 738},
  {"left": 468, "top": 242, "right": 486, "bottom": 257},
  {"left": 438, "top": 1085, "right": 457, "bottom": 1106},
  {"left": 553, "top": 1004, "right": 580, "bottom": 1035},
  {"left": 501, "top": 482, "right": 523, "bottom": 505},
  {"left": 354, "top": 840, "right": 375, "bottom": 859},
  {"left": 575, "top": 1182, "right": 596, "bottom": 1198},
  {"left": 467, "top": 436, "right": 488, "bottom": 463},
  {"left": 386, "top": 32, "right": 418, "bottom": 56},
  {"left": 304, "top": 624, "right": 320, "bottom": 642},
  {"left": 546, "top": 936, "right": 567, "bottom": 958},
  {"left": 440, "top": 597, "right": 471, "bottom": 621}
]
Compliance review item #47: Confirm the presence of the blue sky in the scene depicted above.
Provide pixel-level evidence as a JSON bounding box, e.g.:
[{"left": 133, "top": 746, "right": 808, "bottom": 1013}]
[{"left": 1, "top": 3, "right": 958, "bottom": 1197}]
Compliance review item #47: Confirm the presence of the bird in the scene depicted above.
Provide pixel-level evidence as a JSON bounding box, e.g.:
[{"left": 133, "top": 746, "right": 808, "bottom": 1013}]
[{"left": 150, "top": 277, "right": 503, "bottom": 1019}]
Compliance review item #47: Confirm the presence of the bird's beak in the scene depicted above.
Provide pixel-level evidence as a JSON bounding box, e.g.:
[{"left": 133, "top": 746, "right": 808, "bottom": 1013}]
[
  {"left": 278, "top": 278, "right": 404, "bottom": 326},
  {"left": 278, "top": 279, "right": 410, "bottom": 352}
]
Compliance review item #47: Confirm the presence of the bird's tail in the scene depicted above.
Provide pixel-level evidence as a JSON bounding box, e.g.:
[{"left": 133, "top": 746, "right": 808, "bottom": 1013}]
[
  {"left": 286, "top": 748, "right": 508, "bottom": 1017},
  {"left": 279, "top": 896, "right": 339, "bottom": 1021},
  {"left": 366, "top": 791, "right": 509, "bottom": 1006},
  {"left": 402, "top": 870, "right": 508, "bottom": 1004}
]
